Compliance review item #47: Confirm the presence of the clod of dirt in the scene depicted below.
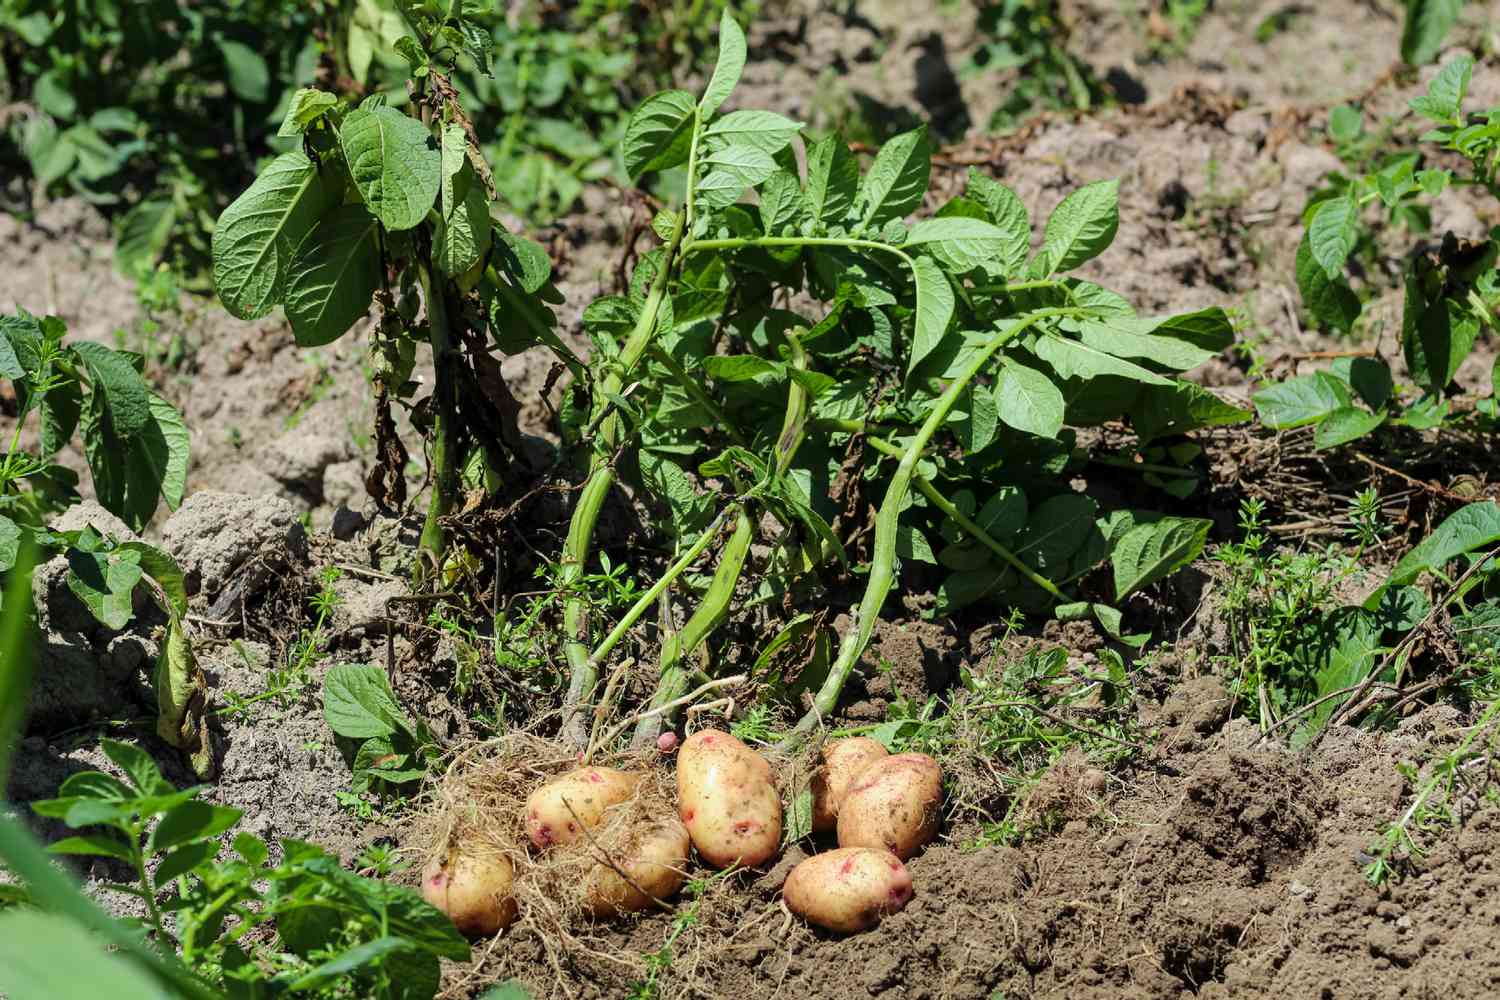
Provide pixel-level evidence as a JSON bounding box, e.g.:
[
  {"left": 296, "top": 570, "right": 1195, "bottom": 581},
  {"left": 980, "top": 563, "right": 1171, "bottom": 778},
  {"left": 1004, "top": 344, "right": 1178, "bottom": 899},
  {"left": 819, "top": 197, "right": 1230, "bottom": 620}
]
[{"left": 160, "top": 490, "right": 306, "bottom": 599}]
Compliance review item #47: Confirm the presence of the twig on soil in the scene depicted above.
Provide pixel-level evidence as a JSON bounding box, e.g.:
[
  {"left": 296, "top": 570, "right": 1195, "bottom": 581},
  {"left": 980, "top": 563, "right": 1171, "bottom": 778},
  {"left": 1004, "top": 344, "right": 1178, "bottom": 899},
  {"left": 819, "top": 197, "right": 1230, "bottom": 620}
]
[
  {"left": 1353, "top": 451, "right": 1474, "bottom": 502},
  {"left": 559, "top": 796, "right": 676, "bottom": 915}
]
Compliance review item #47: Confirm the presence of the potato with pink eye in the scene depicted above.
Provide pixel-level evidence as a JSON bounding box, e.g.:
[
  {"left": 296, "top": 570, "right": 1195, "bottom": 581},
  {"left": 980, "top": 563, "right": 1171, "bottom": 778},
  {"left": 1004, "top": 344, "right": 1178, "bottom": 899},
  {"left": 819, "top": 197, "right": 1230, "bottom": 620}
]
[
  {"left": 525, "top": 767, "right": 642, "bottom": 850},
  {"left": 421, "top": 849, "right": 518, "bottom": 937},
  {"left": 783, "top": 847, "right": 914, "bottom": 933},
  {"left": 836, "top": 752, "right": 942, "bottom": 860},
  {"left": 811, "top": 737, "right": 889, "bottom": 833},
  {"left": 676, "top": 729, "right": 781, "bottom": 868},
  {"left": 582, "top": 815, "right": 692, "bottom": 917}
]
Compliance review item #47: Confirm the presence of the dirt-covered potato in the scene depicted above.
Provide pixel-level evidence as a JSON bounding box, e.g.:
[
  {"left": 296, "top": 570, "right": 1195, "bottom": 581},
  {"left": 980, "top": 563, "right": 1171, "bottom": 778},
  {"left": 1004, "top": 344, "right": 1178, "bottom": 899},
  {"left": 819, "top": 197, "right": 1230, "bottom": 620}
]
[
  {"left": 783, "top": 847, "right": 913, "bottom": 933},
  {"left": 525, "top": 767, "right": 642, "bottom": 850},
  {"left": 421, "top": 850, "right": 519, "bottom": 937},
  {"left": 676, "top": 728, "right": 782, "bottom": 868},
  {"left": 836, "top": 752, "right": 942, "bottom": 859},
  {"left": 811, "top": 736, "right": 889, "bottom": 833},
  {"left": 582, "top": 815, "right": 692, "bottom": 917}
]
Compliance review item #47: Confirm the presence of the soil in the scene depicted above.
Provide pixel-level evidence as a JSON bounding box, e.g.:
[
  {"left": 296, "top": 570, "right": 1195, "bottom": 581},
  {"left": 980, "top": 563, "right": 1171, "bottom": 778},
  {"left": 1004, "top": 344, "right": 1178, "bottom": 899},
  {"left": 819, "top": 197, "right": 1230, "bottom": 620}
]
[{"left": 6, "top": 0, "right": 1500, "bottom": 998}]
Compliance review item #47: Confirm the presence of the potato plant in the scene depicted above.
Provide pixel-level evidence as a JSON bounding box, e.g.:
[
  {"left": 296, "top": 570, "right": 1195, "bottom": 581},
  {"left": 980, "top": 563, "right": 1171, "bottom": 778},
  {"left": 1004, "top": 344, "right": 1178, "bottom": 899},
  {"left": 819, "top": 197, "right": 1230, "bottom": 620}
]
[
  {"left": 0, "top": 309, "right": 209, "bottom": 777},
  {"left": 210, "top": 1, "right": 569, "bottom": 574},
  {"left": 1260, "top": 57, "right": 1500, "bottom": 446},
  {"left": 557, "top": 13, "right": 1247, "bottom": 746}
]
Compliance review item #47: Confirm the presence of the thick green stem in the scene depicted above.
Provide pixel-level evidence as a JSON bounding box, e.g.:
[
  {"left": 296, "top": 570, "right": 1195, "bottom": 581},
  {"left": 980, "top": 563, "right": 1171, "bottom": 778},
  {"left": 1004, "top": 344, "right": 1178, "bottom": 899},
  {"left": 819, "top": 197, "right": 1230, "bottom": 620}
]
[
  {"left": 629, "top": 331, "right": 814, "bottom": 746},
  {"left": 779, "top": 308, "right": 1083, "bottom": 747},
  {"left": 415, "top": 264, "right": 461, "bottom": 576},
  {"left": 587, "top": 504, "right": 737, "bottom": 670},
  {"left": 631, "top": 507, "right": 754, "bottom": 747},
  {"left": 559, "top": 214, "right": 686, "bottom": 744}
]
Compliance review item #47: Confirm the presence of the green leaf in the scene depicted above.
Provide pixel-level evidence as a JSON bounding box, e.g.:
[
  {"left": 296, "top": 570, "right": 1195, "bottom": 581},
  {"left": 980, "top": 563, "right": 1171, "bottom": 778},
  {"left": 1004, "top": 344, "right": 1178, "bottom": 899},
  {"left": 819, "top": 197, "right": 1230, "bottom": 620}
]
[
  {"left": 805, "top": 133, "right": 858, "bottom": 228},
  {"left": 66, "top": 544, "right": 142, "bottom": 631},
  {"left": 154, "top": 614, "right": 212, "bottom": 779},
  {"left": 703, "top": 355, "right": 782, "bottom": 381},
  {"left": 212, "top": 151, "right": 342, "bottom": 321},
  {"left": 0, "top": 911, "right": 175, "bottom": 1000},
  {"left": 154, "top": 841, "right": 218, "bottom": 884},
  {"left": 1403, "top": 285, "right": 1480, "bottom": 396},
  {"left": 278, "top": 88, "right": 338, "bottom": 137},
  {"left": 102, "top": 738, "right": 173, "bottom": 797},
  {"left": 897, "top": 524, "right": 937, "bottom": 564},
  {"left": 116, "top": 200, "right": 178, "bottom": 280},
  {"left": 494, "top": 233, "right": 552, "bottom": 294},
  {"left": 1328, "top": 104, "right": 1363, "bottom": 142},
  {"left": 1130, "top": 381, "right": 1251, "bottom": 442},
  {"left": 1339, "top": 357, "right": 1394, "bottom": 410},
  {"left": 1307, "top": 194, "right": 1359, "bottom": 279},
  {"left": 906, "top": 217, "right": 1015, "bottom": 273},
  {"left": 1295, "top": 230, "right": 1361, "bottom": 333},
  {"left": 290, "top": 937, "right": 413, "bottom": 991},
  {"left": 1034, "top": 334, "right": 1172, "bottom": 385},
  {"left": 1251, "top": 372, "right": 1351, "bottom": 429},
  {"left": 704, "top": 110, "right": 802, "bottom": 156},
  {"left": 323, "top": 664, "right": 405, "bottom": 739},
  {"left": 964, "top": 169, "right": 1028, "bottom": 277},
  {"left": 1313, "top": 406, "right": 1385, "bottom": 449},
  {"left": 622, "top": 90, "right": 696, "bottom": 182},
  {"left": 1111, "top": 517, "right": 1210, "bottom": 599},
  {"left": 699, "top": 11, "right": 746, "bottom": 117},
  {"left": 995, "top": 359, "right": 1065, "bottom": 438},
  {"left": 119, "top": 542, "right": 187, "bottom": 617},
  {"left": 1076, "top": 317, "right": 1219, "bottom": 371},
  {"left": 757, "top": 169, "right": 804, "bottom": 235},
  {"left": 150, "top": 801, "right": 243, "bottom": 852},
  {"left": 215, "top": 37, "right": 270, "bottom": 103},
  {"left": 1016, "top": 494, "right": 1098, "bottom": 573},
  {"left": 1410, "top": 55, "right": 1472, "bottom": 123},
  {"left": 1036, "top": 179, "right": 1118, "bottom": 275},
  {"left": 339, "top": 106, "right": 441, "bottom": 232},
  {"left": 478, "top": 981, "right": 536, "bottom": 1000},
  {"left": 436, "top": 163, "right": 491, "bottom": 276},
  {"left": 1388, "top": 501, "right": 1500, "bottom": 586},
  {"left": 702, "top": 145, "right": 777, "bottom": 188},
  {"left": 0, "top": 517, "right": 19, "bottom": 574},
  {"left": 908, "top": 255, "right": 954, "bottom": 376},
  {"left": 71, "top": 341, "right": 151, "bottom": 438},
  {"left": 283, "top": 205, "right": 381, "bottom": 348},
  {"left": 857, "top": 126, "right": 930, "bottom": 231},
  {"left": 46, "top": 833, "right": 134, "bottom": 861}
]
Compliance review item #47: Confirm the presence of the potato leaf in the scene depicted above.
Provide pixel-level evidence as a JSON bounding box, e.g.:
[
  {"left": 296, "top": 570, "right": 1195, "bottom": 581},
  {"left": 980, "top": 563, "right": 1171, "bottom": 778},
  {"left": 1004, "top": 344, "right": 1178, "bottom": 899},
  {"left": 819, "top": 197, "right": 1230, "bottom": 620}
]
[
  {"left": 699, "top": 11, "right": 746, "bottom": 118},
  {"left": 1111, "top": 517, "right": 1210, "bottom": 600},
  {"left": 212, "top": 151, "right": 342, "bottom": 321},
  {"left": 1387, "top": 501, "right": 1500, "bottom": 586},
  {"left": 1035, "top": 179, "right": 1117, "bottom": 275},
  {"left": 283, "top": 205, "right": 381, "bottom": 347},
  {"left": 339, "top": 106, "right": 441, "bottom": 232},
  {"left": 622, "top": 90, "right": 696, "bottom": 181},
  {"left": 857, "top": 126, "right": 930, "bottom": 232},
  {"left": 908, "top": 255, "right": 954, "bottom": 376}
]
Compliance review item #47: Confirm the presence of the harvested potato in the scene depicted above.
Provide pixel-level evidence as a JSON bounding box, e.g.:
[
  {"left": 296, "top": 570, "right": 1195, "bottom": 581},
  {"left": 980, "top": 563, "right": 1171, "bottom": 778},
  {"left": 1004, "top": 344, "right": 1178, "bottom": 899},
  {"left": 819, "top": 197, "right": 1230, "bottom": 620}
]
[
  {"left": 525, "top": 767, "right": 642, "bottom": 850},
  {"left": 421, "top": 850, "right": 518, "bottom": 937},
  {"left": 836, "top": 752, "right": 942, "bottom": 859},
  {"left": 676, "top": 728, "right": 781, "bottom": 868},
  {"left": 582, "top": 815, "right": 691, "bottom": 917},
  {"left": 783, "top": 847, "right": 913, "bottom": 933},
  {"left": 811, "top": 736, "right": 889, "bottom": 833}
]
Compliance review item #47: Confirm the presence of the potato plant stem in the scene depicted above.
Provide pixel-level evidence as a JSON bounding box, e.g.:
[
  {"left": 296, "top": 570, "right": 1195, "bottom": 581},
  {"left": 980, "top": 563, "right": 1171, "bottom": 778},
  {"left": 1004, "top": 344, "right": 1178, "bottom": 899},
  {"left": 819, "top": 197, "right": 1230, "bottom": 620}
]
[
  {"left": 415, "top": 263, "right": 461, "bottom": 573},
  {"left": 628, "top": 331, "right": 813, "bottom": 747},
  {"left": 779, "top": 307, "right": 1085, "bottom": 747},
  {"left": 585, "top": 504, "right": 738, "bottom": 674},
  {"left": 560, "top": 215, "right": 687, "bottom": 744}
]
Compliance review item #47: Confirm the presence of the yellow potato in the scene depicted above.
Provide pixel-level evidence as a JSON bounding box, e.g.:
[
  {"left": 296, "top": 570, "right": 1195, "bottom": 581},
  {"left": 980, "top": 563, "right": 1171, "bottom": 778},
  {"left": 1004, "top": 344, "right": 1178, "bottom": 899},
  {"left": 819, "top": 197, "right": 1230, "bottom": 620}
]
[
  {"left": 782, "top": 847, "right": 913, "bottom": 933},
  {"left": 525, "top": 767, "right": 642, "bottom": 850},
  {"left": 420, "top": 849, "right": 518, "bottom": 937},
  {"left": 811, "top": 737, "right": 889, "bottom": 833},
  {"left": 582, "top": 815, "right": 691, "bottom": 917},
  {"left": 836, "top": 752, "right": 942, "bottom": 860},
  {"left": 676, "top": 728, "right": 781, "bottom": 868}
]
